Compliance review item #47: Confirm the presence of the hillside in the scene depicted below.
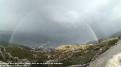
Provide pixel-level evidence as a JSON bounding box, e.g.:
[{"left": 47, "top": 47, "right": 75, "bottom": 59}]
[
  {"left": 88, "top": 40, "right": 121, "bottom": 67},
  {"left": 49, "top": 37, "right": 119, "bottom": 67},
  {"left": 0, "top": 37, "right": 119, "bottom": 67}
]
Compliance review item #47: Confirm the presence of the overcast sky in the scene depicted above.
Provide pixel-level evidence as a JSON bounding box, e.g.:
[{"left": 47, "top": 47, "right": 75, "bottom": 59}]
[
  {"left": 0, "top": 0, "right": 121, "bottom": 47},
  {"left": 0, "top": 0, "right": 121, "bottom": 33}
]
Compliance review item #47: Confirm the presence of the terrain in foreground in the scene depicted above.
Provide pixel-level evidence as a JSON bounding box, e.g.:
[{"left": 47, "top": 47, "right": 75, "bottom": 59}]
[{"left": 0, "top": 37, "right": 119, "bottom": 67}]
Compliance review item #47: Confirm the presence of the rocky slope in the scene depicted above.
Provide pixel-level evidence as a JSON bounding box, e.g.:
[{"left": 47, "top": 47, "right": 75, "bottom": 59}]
[
  {"left": 0, "top": 37, "right": 119, "bottom": 67},
  {"left": 48, "top": 37, "right": 119, "bottom": 67},
  {"left": 88, "top": 40, "right": 121, "bottom": 67},
  {"left": 0, "top": 45, "right": 31, "bottom": 67}
]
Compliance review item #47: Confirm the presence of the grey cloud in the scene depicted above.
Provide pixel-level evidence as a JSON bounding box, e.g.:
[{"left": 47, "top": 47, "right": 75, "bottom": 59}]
[{"left": 0, "top": 0, "right": 121, "bottom": 47}]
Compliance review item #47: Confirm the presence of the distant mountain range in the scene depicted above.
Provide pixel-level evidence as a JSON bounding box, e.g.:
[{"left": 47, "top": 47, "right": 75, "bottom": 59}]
[
  {"left": 0, "top": 30, "right": 121, "bottom": 48},
  {"left": 0, "top": 31, "right": 12, "bottom": 42},
  {"left": 0, "top": 31, "right": 76, "bottom": 48},
  {"left": 111, "top": 31, "right": 121, "bottom": 37}
]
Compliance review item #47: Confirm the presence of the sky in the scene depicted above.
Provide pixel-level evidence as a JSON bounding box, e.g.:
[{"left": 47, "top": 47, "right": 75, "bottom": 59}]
[
  {"left": 0, "top": 0, "right": 121, "bottom": 47},
  {"left": 0, "top": 0, "right": 121, "bottom": 33}
]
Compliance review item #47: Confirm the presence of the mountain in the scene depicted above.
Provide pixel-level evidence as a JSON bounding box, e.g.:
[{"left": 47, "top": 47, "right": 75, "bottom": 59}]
[
  {"left": 0, "top": 37, "right": 119, "bottom": 67},
  {"left": 0, "top": 31, "right": 12, "bottom": 42},
  {"left": 9, "top": 32, "right": 95, "bottom": 48},
  {"left": 0, "top": 30, "right": 89, "bottom": 48},
  {"left": 111, "top": 31, "right": 121, "bottom": 37}
]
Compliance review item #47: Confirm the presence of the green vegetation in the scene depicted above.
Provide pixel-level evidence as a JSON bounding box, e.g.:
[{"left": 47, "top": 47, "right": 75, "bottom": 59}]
[
  {"left": 6, "top": 46, "right": 33, "bottom": 60},
  {"left": 46, "top": 37, "right": 119, "bottom": 67},
  {"left": 0, "top": 37, "right": 119, "bottom": 67}
]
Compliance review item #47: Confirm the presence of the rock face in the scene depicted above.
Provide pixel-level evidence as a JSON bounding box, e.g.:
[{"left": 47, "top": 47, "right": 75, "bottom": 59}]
[
  {"left": 105, "top": 53, "right": 121, "bottom": 67},
  {"left": 0, "top": 46, "right": 14, "bottom": 62},
  {"left": 88, "top": 40, "right": 121, "bottom": 67},
  {"left": 0, "top": 61, "right": 10, "bottom": 67},
  {"left": 0, "top": 46, "right": 31, "bottom": 67}
]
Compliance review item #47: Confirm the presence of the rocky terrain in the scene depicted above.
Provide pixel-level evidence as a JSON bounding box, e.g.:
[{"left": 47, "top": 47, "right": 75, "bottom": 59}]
[
  {"left": 88, "top": 40, "right": 121, "bottom": 67},
  {"left": 0, "top": 37, "right": 119, "bottom": 67}
]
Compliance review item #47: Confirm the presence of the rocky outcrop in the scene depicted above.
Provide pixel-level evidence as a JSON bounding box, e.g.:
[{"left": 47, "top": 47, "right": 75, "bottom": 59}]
[
  {"left": 88, "top": 40, "right": 121, "bottom": 67},
  {"left": 0, "top": 61, "right": 10, "bottom": 67},
  {"left": 0, "top": 46, "right": 14, "bottom": 62},
  {"left": 0, "top": 46, "right": 31, "bottom": 67},
  {"left": 105, "top": 53, "right": 121, "bottom": 67}
]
